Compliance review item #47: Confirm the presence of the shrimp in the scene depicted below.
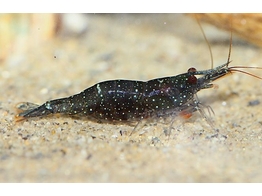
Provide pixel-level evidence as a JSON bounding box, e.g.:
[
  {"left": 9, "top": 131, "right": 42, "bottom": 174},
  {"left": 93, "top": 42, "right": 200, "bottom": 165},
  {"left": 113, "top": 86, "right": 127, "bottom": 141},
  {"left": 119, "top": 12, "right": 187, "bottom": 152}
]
[
  {"left": 15, "top": 16, "right": 262, "bottom": 132},
  {"left": 16, "top": 58, "right": 262, "bottom": 123}
]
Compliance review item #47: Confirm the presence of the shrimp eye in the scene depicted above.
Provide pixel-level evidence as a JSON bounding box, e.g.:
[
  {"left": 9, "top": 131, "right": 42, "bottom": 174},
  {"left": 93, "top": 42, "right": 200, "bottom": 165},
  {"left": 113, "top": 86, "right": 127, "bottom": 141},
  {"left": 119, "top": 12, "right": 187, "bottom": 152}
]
[
  {"left": 188, "top": 67, "right": 197, "bottom": 73},
  {"left": 187, "top": 75, "right": 197, "bottom": 84}
]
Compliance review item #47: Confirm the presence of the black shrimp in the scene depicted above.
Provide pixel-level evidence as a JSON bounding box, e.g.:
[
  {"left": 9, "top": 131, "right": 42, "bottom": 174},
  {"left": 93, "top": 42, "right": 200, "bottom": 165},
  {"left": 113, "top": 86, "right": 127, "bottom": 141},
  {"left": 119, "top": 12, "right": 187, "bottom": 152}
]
[{"left": 16, "top": 60, "right": 262, "bottom": 124}]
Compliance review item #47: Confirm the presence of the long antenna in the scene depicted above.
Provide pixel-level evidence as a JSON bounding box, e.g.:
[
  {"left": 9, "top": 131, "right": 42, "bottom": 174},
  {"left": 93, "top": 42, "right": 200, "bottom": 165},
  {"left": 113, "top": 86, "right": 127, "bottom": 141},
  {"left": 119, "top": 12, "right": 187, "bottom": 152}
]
[
  {"left": 195, "top": 14, "right": 214, "bottom": 69},
  {"left": 227, "top": 15, "right": 233, "bottom": 67}
]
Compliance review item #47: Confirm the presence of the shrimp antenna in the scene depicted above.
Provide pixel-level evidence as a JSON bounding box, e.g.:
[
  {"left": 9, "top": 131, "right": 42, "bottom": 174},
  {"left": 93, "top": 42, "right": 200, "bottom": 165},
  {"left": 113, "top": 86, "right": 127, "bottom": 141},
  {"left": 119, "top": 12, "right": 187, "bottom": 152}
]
[
  {"left": 195, "top": 14, "right": 214, "bottom": 69},
  {"left": 227, "top": 15, "right": 233, "bottom": 67},
  {"left": 229, "top": 66, "right": 262, "bottom": 80}
]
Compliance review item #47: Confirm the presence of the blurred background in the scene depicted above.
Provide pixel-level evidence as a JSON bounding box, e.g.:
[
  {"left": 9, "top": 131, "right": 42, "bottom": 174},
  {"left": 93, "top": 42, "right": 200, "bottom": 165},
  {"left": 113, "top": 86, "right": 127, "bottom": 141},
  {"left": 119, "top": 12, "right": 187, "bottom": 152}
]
[{"left": 1, "top": 13, "right": 262, "bottom": 64}]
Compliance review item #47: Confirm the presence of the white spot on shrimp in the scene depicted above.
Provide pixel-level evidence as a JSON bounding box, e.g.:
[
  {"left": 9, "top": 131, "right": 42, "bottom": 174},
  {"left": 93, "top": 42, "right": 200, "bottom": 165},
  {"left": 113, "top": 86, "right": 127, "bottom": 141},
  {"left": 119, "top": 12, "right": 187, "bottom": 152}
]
[
  {"left": 158, "top": 79, "right": 164, "bottom": 84},
  {"left": 97, "top": 84, "right": 102, "bottom": 94},
  {"left": 45, "top": 102, "right": 52, "bottom": 110}
]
